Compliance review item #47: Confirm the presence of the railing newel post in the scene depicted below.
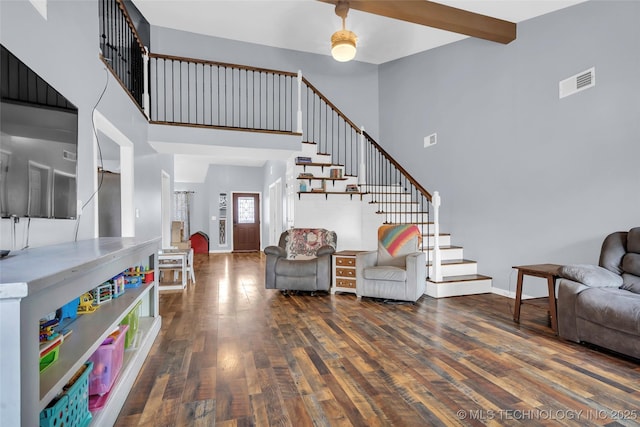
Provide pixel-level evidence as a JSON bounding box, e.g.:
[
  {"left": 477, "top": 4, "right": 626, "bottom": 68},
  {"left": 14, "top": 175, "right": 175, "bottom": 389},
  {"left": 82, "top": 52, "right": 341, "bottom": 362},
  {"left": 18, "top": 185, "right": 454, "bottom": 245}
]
[
  {"left": 143, "top": 48, "right": 150, "bottom": 118},
  {"left": 297, "top": 70, "right": 303, "bottom": 135},
  {"left": 358, "top": 127, "right": 366, "bottom": 185},
  {"left": 432, "top": 191, "right": 442, "bottom": 282}
]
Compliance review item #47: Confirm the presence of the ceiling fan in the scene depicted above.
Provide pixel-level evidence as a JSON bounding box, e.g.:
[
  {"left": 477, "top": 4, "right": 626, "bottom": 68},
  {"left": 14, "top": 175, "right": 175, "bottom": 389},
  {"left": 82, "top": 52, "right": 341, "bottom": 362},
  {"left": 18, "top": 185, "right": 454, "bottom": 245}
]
[{"left": 320, "top": 0, "right": 516, "bottom": 61}]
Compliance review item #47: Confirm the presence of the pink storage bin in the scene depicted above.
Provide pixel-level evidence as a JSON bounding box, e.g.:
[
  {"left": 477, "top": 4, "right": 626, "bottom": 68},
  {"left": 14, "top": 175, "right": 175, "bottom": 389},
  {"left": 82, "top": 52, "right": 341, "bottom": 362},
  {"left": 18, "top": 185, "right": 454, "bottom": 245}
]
[{"left": 88, "top": 324, "right": 129, "bottom": 396}]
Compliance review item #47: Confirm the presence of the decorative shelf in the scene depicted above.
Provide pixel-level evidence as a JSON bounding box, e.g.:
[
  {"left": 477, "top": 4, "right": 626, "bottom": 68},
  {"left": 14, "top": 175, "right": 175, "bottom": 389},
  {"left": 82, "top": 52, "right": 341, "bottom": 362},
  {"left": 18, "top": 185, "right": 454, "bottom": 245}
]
[
  {"left": 297, "top": 175, "right": 348, "bottom": 182},
  {"left": 297, "top": 191, "right": 366, "bottom": 200}
]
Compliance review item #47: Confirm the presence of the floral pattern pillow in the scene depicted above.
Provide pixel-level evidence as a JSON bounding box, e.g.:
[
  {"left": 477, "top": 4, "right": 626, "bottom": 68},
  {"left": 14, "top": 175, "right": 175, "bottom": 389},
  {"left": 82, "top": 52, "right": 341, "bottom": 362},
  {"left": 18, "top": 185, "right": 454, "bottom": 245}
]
[{"left": 285, "top": 228, "right": 336, "bottom": 259}]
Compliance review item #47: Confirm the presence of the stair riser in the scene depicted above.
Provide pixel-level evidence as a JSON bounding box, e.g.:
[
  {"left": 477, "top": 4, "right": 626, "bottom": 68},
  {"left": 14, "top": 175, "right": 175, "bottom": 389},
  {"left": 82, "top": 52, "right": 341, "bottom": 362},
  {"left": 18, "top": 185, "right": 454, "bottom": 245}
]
[
  {"left": 428, "top": 262, "right": 477, "bottom": 277},
  {"left": 383, "top": 213, "right": 431, "bottom": 223},
  {"left": 367, "top": 193, "right": 414, "bottom": 202},
  {"left": 422, "top": 247, "right": 464, "bottom": 260},
  {"left": 423, "top": 235, "right": 451, "bottom": 246},
  {"left": 425, "top": 279, "right": 492, "bottom": 298}
]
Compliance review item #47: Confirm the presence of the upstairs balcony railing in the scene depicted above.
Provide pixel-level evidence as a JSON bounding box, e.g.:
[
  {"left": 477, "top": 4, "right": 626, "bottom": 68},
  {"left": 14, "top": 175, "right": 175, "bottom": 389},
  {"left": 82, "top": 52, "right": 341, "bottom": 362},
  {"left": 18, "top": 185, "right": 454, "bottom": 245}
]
[
  {"left": 99, "top": 0, "right": 147, "bottom": 113},
  {"left": 148, "top": 54, "right": 297, "bottom": 133}
]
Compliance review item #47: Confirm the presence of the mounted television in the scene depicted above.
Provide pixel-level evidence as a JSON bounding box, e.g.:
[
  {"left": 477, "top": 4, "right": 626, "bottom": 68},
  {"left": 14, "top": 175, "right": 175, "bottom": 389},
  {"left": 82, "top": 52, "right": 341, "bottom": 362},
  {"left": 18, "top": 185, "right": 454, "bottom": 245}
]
[{"left": 0, "top": 44, "right": 79, "bottom": 219}]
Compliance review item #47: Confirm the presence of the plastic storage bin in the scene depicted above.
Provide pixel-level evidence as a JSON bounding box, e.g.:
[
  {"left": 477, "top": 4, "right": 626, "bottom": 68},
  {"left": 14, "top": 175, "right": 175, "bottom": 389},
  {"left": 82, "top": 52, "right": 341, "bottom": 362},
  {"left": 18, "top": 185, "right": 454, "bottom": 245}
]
[
  {"left": 124, "top": 275, "right": 142, "bottom": 289},
  {"left": 40, "top": 361, "right": 93, "bottom": 427},
  {"left": 120, "top": 301, "right": 141, "bottom": 349},
  {"left": 39, "top": 346, "right": 60, "bottom": 373},
  {"left": 88, "top": 325, "right": 128, "bottom": 396}
]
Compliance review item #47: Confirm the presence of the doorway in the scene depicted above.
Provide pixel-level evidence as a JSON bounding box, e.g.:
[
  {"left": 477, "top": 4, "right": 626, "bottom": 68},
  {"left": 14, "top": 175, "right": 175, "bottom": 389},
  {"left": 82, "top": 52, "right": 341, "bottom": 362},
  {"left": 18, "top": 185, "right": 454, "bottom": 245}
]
[{"left": 232, "top": 193, "right": 260, "bottom": 252}]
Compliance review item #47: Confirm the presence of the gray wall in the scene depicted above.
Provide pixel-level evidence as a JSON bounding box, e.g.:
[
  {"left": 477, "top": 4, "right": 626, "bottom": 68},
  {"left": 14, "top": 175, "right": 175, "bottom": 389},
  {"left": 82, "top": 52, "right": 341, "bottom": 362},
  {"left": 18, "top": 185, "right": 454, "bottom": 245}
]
[
  {"left": 0, "top": 0, "right": 170, "bottom": 248},
  {"left": 378, "top": 1, "right": 640, "bottom": 294}
]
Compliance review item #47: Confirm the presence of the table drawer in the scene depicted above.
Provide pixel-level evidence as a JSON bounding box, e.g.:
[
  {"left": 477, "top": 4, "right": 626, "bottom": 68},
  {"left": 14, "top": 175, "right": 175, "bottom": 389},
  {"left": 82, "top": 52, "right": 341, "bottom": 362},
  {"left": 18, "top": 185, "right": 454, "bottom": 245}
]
[
  {"left": 336, "top": 268, "right": 355, "bottom": 278},
  {"left": 336, "top": 278, "right": 356, "bottom": 288},
  {"left": 336, "top": 257, "right": 356, "bottom": 267}
]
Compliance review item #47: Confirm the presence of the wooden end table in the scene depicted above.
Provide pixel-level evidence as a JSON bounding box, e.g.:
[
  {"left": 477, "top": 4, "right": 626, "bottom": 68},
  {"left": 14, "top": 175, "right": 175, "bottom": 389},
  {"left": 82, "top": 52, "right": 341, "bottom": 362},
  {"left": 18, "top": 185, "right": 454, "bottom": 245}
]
[
  {"left": 512, "top": 264, "right": 562, "bottom": 334},
  {"left": 332, "top": 250, "right": 367, "bottom": 294}
]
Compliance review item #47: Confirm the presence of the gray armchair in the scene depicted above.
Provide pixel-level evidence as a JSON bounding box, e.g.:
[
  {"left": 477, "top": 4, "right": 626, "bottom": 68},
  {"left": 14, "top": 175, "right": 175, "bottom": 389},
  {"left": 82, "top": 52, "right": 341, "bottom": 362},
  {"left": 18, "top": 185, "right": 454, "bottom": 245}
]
[
  {"left": 264, "top": 228, "right": 337, "bottom": 293},
  {"left": 356, "top": 224, "right": 426, "bottom": 302}
]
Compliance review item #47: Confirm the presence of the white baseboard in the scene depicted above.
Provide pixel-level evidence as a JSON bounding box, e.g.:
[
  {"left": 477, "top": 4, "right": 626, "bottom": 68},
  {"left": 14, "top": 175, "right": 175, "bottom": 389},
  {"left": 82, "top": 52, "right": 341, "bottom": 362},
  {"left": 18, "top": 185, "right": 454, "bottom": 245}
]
[{"left": 491, "top": 287, "right": 539, "bottom": 300}]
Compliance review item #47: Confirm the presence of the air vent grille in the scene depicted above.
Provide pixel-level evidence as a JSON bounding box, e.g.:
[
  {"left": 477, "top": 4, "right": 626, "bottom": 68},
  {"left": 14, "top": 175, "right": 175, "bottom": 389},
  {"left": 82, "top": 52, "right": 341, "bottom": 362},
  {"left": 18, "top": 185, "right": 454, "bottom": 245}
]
[
  {"left": 63, "top": 150, "right": 77, "bottom": 162},
  {"left": 424, "top": 133, "right": 437, "bottom": 148},
  {"left": 559, "top": 67, "right": 595, "bottom": 99}
]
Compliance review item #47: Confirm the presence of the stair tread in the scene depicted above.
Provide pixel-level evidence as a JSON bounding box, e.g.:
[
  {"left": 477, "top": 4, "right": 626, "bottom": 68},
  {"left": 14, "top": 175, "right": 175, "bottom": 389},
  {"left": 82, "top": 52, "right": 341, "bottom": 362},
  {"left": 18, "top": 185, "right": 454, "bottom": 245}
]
[
  {"left": 427, "top": 259, "right": 476, "bottom": 266},
  {"left": 370, "top": 201, "right": 419, "bottom": 204},
  {"left": 429, "top": 274, "right": 492, "bottom": 283},
  {"left": 422, "top": 245, "right": 463, "bottom": 250},
  {"left": 386, "top": 222, "right": 434, "bottom": 225},
  {"left": 377, "top": 211, "right": 429, "bottom": 214},
  {"left": 422, "top": 233, "right": 451, "bottom": 237}
]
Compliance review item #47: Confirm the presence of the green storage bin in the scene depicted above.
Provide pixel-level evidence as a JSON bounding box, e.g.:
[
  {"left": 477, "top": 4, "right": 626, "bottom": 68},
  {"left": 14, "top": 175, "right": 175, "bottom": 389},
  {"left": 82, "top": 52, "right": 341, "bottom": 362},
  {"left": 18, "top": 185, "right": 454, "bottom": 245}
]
[{"left": 120, "top": 301, "right": 141, "bottom": 349}]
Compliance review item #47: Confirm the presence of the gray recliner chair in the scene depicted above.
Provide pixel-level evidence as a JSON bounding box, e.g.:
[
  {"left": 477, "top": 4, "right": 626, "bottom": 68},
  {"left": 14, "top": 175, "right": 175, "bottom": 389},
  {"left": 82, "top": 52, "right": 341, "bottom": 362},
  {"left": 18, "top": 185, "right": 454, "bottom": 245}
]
[
  {"left": 264, "top": 228, "right": 337, "bottom": 294},
  {"left": 356, "top": 224, "right": 426, "bottom": 302}
]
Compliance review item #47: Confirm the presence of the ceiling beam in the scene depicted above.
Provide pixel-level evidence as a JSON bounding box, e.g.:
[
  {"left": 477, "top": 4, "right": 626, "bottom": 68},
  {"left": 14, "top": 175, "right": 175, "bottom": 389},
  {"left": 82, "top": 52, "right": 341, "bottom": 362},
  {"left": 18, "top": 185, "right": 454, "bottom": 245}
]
[{"left": 318, "top": 0, "right": 516, "bottom": 45}]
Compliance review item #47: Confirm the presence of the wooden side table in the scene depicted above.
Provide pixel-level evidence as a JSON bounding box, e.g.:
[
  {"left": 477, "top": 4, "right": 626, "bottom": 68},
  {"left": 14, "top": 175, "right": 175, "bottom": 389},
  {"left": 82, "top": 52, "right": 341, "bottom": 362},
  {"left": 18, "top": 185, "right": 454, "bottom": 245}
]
[
  {"left": 513, "top": 264, "right": 563, "bottom": 333},
  {"left": 332, "top": 250, "right": 367, "bottom": 294}
]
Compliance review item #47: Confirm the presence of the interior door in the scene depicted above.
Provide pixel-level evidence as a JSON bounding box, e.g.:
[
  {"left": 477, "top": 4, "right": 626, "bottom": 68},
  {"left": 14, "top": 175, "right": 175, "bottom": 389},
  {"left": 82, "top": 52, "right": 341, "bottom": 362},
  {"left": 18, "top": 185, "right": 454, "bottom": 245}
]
[{"left": 232, "top": 193, "right": 260, "bottom": 252}]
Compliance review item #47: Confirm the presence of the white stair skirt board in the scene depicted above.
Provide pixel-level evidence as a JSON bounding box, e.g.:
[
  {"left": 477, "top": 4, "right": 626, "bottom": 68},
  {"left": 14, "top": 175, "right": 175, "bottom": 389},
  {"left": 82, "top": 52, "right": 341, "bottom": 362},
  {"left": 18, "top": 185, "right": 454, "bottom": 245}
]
[
  {"left": 428, "top": 260, "right": 478, "bottom": 277},
  {"left": 425, "top": 276, "right": 493, "bottom": 298}
]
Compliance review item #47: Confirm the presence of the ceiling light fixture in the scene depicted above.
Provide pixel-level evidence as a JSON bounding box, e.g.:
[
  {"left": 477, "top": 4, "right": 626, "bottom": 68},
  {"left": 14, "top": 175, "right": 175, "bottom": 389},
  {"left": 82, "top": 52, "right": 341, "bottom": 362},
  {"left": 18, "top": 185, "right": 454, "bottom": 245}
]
[{"left": 331, "top": 1, "right": 357, "bottom": 62}]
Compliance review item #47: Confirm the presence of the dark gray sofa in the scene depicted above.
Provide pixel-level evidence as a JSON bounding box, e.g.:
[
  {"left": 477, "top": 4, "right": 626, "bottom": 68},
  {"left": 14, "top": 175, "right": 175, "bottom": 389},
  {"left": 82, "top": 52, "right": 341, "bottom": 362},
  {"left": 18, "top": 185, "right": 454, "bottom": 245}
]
[{"left": 557, "top": 227, "right": 640, "bottom": 360}]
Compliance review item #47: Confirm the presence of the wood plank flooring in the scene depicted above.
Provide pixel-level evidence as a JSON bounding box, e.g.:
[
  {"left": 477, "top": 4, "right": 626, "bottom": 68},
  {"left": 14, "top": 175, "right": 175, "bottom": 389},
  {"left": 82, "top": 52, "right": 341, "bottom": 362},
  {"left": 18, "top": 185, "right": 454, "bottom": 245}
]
[{"left": 115, "top": 253, "right": 640, "bottom": 426}]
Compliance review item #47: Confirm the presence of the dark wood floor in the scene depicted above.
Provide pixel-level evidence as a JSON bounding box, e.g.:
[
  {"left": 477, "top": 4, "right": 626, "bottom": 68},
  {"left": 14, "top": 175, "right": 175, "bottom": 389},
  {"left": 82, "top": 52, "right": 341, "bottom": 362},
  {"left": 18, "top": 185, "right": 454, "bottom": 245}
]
[{"left": 115, "top": 253, "right": 640, "bottom": 426}]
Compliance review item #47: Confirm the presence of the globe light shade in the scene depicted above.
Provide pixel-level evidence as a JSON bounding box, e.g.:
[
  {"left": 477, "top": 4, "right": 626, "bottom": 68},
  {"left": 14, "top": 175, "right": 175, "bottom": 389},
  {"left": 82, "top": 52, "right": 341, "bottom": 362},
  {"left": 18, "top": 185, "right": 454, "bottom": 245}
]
[{"left": 331, "top": 29, "right": 357, "bottom": 62}]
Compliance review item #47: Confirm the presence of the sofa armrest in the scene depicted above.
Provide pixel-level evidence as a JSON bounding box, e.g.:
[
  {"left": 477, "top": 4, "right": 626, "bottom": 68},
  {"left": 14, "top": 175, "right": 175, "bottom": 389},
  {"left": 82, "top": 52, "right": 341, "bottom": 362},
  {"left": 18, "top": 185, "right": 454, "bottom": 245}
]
[
  {"left": 316, "top": 245, "right": 336, "bottom": 257},
  {"left": 556, "top": 278, "right": 590, "bottom": 342},
  {"left": 355, "top": 251, "right": 377, "bottom": 293},
  {"left": 356, "top": 251, "right": 377, "bottom": 269},
  {"left": 264, "top": 245, "right": 286, "bottom": 258},
  {"left": 405, "top": 252, "right": 427, "bottom": 299},
  {"left": 558, "top": 264, "right": 623, "bottom": 288}
]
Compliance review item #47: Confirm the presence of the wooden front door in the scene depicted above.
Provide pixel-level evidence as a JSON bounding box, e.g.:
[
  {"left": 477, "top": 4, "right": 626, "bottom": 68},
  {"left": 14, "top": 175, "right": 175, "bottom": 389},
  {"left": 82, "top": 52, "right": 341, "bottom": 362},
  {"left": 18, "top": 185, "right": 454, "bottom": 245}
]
[{"left": 233, "top": 193, "right": 260, "bottom": 252}]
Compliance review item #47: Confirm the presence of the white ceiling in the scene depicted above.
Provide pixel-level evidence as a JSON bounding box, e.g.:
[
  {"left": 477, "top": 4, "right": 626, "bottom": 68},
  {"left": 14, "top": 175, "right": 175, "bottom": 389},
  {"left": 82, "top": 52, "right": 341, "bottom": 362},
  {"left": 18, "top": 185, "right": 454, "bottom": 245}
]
[
  {"left": 132, "top": 0, "right": 587, "bottom": 180},
  {"left": 132, "top": 0, "right": 587, "bottom": 65}
]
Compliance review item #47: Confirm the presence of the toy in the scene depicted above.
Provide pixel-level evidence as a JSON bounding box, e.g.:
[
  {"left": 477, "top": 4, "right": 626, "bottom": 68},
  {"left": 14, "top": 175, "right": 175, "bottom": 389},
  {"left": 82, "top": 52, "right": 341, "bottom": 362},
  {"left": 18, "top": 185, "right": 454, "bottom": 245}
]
[
  {"left": 77, "top": 292, "right": 98, "bottom": 314},
  {"left": 39, "top": 319, "right": 60, "bottom": 342}
]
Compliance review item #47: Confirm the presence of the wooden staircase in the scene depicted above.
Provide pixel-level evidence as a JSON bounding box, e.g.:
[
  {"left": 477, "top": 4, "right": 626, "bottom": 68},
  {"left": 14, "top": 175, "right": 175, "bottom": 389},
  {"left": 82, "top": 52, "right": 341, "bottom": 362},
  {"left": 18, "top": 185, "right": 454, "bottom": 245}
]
[{"left": 293, "top": 142, "right": 492, "bottom": 298}]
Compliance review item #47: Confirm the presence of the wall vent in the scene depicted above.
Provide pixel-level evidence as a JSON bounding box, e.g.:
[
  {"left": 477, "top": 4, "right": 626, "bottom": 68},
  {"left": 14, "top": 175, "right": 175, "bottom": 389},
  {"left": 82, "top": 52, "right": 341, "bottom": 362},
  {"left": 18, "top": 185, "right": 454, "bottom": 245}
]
[
  {"left": 559, "top": 67, "right": 595, "bottom": 99},
  {"left": 62, "top": 150, "right": 77, "bottom": 162},
  {"left": 424, "top": 133, "right": 437, "bottom": 148}
]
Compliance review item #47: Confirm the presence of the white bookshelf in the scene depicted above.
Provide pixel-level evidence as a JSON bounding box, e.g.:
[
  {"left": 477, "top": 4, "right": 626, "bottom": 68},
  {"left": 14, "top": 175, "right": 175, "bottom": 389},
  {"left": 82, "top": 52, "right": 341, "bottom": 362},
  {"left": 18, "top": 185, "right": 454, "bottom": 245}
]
[{"left": 0, "top": 237, "right": 162, "bottom": 427}]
